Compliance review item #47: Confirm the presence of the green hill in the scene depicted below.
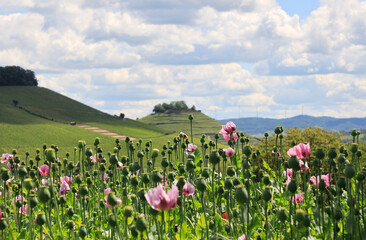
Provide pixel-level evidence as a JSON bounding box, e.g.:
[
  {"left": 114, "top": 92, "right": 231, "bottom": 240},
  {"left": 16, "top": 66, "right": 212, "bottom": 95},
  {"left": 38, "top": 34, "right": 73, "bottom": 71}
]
[{"left": 0, "top": 86, "right": 165, "bottom": 156}]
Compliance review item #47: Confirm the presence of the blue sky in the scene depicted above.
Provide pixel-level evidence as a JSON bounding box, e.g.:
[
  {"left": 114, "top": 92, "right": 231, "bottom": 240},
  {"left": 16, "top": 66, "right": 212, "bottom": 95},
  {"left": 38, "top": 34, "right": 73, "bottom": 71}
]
[{"left": 1, "top": 0, "right": 366, "bottom": 120}]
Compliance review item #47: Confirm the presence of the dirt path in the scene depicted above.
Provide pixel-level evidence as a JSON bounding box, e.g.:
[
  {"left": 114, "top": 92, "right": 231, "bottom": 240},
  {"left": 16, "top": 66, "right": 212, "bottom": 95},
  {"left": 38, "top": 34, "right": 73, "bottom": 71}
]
[{"left": 76, "top": 124, "right": 136, "bottom": 141}]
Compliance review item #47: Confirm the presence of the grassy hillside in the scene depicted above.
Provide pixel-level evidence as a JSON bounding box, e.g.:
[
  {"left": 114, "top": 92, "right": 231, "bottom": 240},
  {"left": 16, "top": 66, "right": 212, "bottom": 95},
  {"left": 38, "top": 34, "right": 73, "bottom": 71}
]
[
  {"left": 0, "top": 86, "right": 166, "bottom": 156},
  {"left": 139, "top": 111, "right": 222, "bottom": 137}
]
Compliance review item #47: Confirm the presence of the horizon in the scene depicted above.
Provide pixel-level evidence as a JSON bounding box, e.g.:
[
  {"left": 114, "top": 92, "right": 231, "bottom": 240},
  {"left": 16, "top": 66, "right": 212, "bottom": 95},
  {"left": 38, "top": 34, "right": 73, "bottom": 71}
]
[{"left": 2, "top": 0, "right": 366, "bottom": 120}]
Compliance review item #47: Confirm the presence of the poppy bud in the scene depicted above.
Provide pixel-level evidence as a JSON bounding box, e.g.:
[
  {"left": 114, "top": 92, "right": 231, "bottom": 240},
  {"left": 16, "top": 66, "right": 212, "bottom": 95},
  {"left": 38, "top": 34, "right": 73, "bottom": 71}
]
[
  {"left": 188, "top": 114, "right": 194, "bottom": 121},
  {"left": 243, "top": 146, "right": 252, "bottom": 157},
  {"left": 263, "top": 175, "right": 271, "bottom": 186},
  {"left": 131, "top": 176, "right": 139, "bottom": 187},
  {"left": 151, "top": 170, "right": 162, "bottom": 183},
  {"left": 186, "top": 160, "right": 195, "bottom": 172},
  {"left": 1, "top": 169, "right": 10, "bottom": 181},
  {"left": 328, "top": 148, "right": 337, "bottom": 159},
  {"left": 24, "top": 178, "right": 34, "bottom": 190},
  {"left": 85, "top": 148, "right": 93, "bottom": 158},
  {"left": 227, "top": 166, "right": 236, "bottom": 177},
  {"left": 108, "top": 213, "right": 117, "bottom": 227},
  {"left": 234, "top": 185, "right": 248, "bottom": 204},
  {"left": 315, "top": 149, "right": 325, "bottom": 160},
  {"left": 46, "top": 148, "right": 56, "bottom": 163},
  {"left": 18, "top": 166, "right": 27, "bottom": 178},
  {"left": 350, "top": 143, "right": 358, "bottom": 154},
  {"left": 131, "top": 162, "right": 140, "bottom": 172},
  {"left": 288, "top": 156, "right": 300, "bottom": 171},
  {"left": 109, "top": 154, "right": 118, "bottom": 165},
  {"left": 264, "top": 132, "right": 269, "bottom": 138}
]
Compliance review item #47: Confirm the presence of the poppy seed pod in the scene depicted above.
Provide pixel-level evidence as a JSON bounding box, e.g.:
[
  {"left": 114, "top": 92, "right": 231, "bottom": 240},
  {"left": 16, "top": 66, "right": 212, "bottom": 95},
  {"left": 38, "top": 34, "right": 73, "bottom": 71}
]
[
  {"left": 315, "top": 149, "right": 325, "bottom": 160},
  {"left": 107, "top": 192, "right": 118, "bottom": 207},
  {"left": 302, "top": 215, "right": 311, "bottom": 227},
  {"left": 124, "top": 205, "right": 134, "bottom": 218},
  {"left": 24, "top": 178, "right": 34, "bottom": 191},
  {"left": 66, "top": 220, "right": 75, "bottom": 231},
  {"left": 161, "top": 158, "right": 169, "bottom": 169},
  {"left": 136, "top": 214, "right": 148, "bottom": 232},
  {"left": 177, "top": 176, "right": 186, "bottom": 190},
  {"left": 295, "top": 209, "right": 306, "bottom": 222},
  {"left": 274, "top": 126, "right": 283, "bottom": 135},
  {"left": 109, "top": 154, "right": 118, "bottom": 165},
  {"left": 151, "top": 149, "right": 159, "bottom": 158},
  {"left": 277, "top": 207, "right": 288, "bottom": 222},
  {"left": 36, "top": 214, "right": 46, "bottom": 226},
  {"left": 234, "top": 185, "right": 248, "bottom": 204},
  {"left": 108, "top": 213, "right": 117, "bottom": 227},
  {"left": 345, "top": 164, "right": 356, "bottom": 179},
  {"left": 287, "top": 179, "right": 297, "bottom": 193},
  {"left": 38, "top": 186, "right": 51, "bottom": 203},
  {"left": 131, "top": 162, "right": 140, "bottom": 172},
  {"left": 263, "top": 175, "right": 271, "bottom": 186},
  {"left": 288, "top": 156, "right": 300, "bottom": 171},
  {"left": 142, "top": 173, "right": 150, "bottom": 184},
  {"left": 224, "top": 178, "right": 233, "bottom": 190},
  {"left": 186, "top": 160, "right": 195, "bottom": 172},
  {"left": 243, "top": 146, "right": 252, "bottom": 157},
  {"left": 209, "top": 151, "right": 220, "bottom": 165},
  {"left": 262, "top": 187, "right": 272, "bottom": 202},
  {"left": 46, "top": 148, "right": 56, "bottom": 163},
  {"left": 78, "top": 184, "right": 89, "bottom": 196},
  {"left": 227, "top": 166, "right": 236, "bottom": 177},
  {"left": 195, "top": 177, "right": 207, "bottom": 192},
  {"left": 328, "top": 148, "right": 337, "bottom": 159},
  {"left": 201, "top": 167, "right": 210, "bottom": 178},
  {"left": 233, "top": 177, "right": 241, "bottom": 186},
  {"left": 337, "top": 176, "right": 346, "bottom": 189},
  {"left": 319, "top": 179, "right": 326, "bottom": 191},
  {"left": 350, "top": 143, "right": 358, "bottom": 154},
  {"left": 29, "top": 194, "right": 38, "bottom": 208},
  {"left": 131, "top": 176, "right": 139, "bottom": 187},
  {"left": 85, "top": 148, "right": 93, "bottom": 158},
  {"left": 79, "top": 225, "right": 87, "bottom": 239},
  {"left": 151, "top": 170, "right": 162, "bottom": 183}
]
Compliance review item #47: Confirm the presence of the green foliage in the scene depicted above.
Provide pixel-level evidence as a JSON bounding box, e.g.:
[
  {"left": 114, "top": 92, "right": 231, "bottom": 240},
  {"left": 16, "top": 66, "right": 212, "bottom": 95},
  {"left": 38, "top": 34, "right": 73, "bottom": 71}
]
[
  {"left": 153, "top": 101, "right": 192, "bottom": 113},
  {"left": 0, "top": 66, "right": 38, "bottom": 86}
]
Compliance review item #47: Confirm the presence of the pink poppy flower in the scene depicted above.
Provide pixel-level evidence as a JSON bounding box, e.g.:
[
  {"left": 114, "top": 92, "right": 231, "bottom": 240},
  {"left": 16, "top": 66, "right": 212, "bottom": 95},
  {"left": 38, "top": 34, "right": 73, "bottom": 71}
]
[
  {"left": 12, "top": 195, "right": 25, "bottom": 204},
  {"left": 117, "top": 161, "right": 123, "bottom": 169},
  {"left": 60, "top": 176, "right": 72, "bottom": 185},
  {"left": 99, "top": 173, "right": 108, "bottom": 181},
  {"left": 185, "top": 143, "right": 197, "bottom": 154},
  {"left": 180, "top": 132, "right": 188, "bottom": 139},
  {"left": 38, "top": 165, "right": 49, "bottom": 176},
  {"left": 19, "top": 204, "right": 28, "bottom": 214},
  {"left": 6, "top": 177, "right": 13, "bottom": 186},
  {"left": 310, "top": 173, "right": 331, "bottom": 188},
  {"left": 1, "top": 153, "right": 13, "bottom": 163},
  {"left": 0, "top": 209, "right": 2, "bottom": 220},
  {"left": 285, "top": 177, "right": 292, "bottom": 188},
  {"left": 7, "top": 162, "right": 19, "bottom": 169},
  {"left": 219, "top": 121, "right": 236, "bottom": 135},
  {"left": 59, "top": 181, "right": 70, "bottom": 196},
  {"left": 299, "top": 160, "right": 309, "bottom": 172},
  {"left": 224, "top": 147, "right": 235, "bottom": 157},
  {"left": 223, "top": 132, "right": 238, "bottom": 143},
  {"left": 287, "top": 143, "right": 310, "bottom": 160},
  {"left": 238, "top": 234, "right": 253, "bottom": 240},
  {"left": 183, "top": 182, "right": 195, "bottom": 196},
  {"left": 272, "top": 150, "right": 281, "bottom": 158},
  {"left": 104, "top": 188, "right": 112, "bottom": 195},
  {"left": 284, "top": 168, "right": 293, "bottom": 178},
  {"left": 290, "top": 193, "right": 304, "bottom": 205},
  {"left": 145, "top": 184, "right": 179, "bottom": 211},
  {"left": 90, "top": 154, "right": 99, "bottom": 163}
]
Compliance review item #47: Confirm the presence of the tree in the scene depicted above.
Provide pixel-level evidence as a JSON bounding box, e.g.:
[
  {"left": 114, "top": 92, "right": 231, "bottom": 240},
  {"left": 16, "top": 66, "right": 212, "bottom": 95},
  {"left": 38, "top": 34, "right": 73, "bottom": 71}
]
[
  {"left": 12, "top": 99, "right": 18, "bottom": 107},
  {"left": 119, "top": 113, "right": 125, "bottom": 119},
  {"left": 0, "top": 66, "right": 38, "bottom": 86},
  {"left": 152, "top": 101, "right": 195, "bottom": 114}
]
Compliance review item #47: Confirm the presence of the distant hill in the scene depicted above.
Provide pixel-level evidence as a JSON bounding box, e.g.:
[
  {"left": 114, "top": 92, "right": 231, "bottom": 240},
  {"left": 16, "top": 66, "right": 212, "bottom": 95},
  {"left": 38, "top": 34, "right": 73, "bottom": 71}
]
[{"left": 220, "top": 115, "right": 366, "bottom": 136}]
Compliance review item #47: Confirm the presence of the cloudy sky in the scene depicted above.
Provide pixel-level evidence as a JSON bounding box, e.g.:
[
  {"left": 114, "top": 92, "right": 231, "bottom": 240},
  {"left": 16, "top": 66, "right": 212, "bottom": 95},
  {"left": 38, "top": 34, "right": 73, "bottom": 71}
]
[{"left": 1, "top": 0, "right": 366, "bottom": 120}]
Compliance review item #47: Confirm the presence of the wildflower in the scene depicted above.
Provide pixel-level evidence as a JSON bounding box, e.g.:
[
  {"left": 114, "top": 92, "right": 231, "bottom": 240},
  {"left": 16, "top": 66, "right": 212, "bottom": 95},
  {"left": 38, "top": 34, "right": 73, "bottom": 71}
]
[
  {"left": 59, "top": 181, "right": 70, "bottom": 196},
  {"left": 180, "top": 132, "right": 188, "bottom": 139},
  {"left": 284, "top": 168, "right": 293, "bottom": 178},
  {"left": 238, "top": 233, "right": 253, "bottom": 240},
  {"left": 145, "top": 184, "right": 178, "bottom": 211},
  {"left": 290, "top": 193, "right": 304, "bottom": 205},
  {"left": 222, "top": 212, "right": 228, "bottom": 220},
  {"left": 99, "top": 173, "right": 108, "bottom": 181},
  {"left": 185, "top": 143, "right": 197, "bottom": 154},
  {"left": 90, "top": 154, "right": 99, "bottom": 163},
  {"left": 7, "top": 162, "right": 19, "bottom": 169},
  {"left": 117, "top": 161, "right": 123, "bottom": 169},
  {"left": 60, "top": 176, "right": 73, "bottom": 185},
  {"left": 299, "top": 160, "right": 309, "bottom": 172},
  {"left": 224, "top": 147, "right": 235, "bottom": 157},
  {"left": 272, "top": 150, "right": 281, "bottom": 158},
  {"left": 310, "top": 174, "right": 331, "bottom": 188},
  {"left": 38, "top": 165, "right": 49, "bottom": 176},
  {"left": 182, "top": 182, "right": 195, "bottom": 196},
  {"left": 1, "top": 153, "right": 13, "bottom": 163},
  {"left": 219, "top": 121, "right": 236, "bottom": 135},
  {"left": 287, "top": 143, "right": 310, "bottom": 160}
]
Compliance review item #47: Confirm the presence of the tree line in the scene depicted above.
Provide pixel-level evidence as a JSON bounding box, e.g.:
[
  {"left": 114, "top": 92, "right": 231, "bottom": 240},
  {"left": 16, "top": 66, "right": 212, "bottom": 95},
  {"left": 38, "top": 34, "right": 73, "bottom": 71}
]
[
  {"left": 0, "top": 66, "right": 38, "bottom": 86},
  {"left": 153, "top": 101, "right": 196, "bottom": 113}
]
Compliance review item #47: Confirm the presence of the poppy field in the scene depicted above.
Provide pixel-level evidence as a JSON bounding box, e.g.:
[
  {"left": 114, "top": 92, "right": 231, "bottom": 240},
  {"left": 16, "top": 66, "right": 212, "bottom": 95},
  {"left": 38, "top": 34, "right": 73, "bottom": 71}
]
[{"left": 0, "top": 115, "right": 365, "bottom": 240}]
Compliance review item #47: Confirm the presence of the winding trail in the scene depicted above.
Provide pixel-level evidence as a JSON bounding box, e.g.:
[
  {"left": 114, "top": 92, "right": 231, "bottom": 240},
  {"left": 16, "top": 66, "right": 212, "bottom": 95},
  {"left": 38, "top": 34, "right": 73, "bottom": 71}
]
[{"left": 76, "top": 124, "right": 136, "bottom": 141}]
